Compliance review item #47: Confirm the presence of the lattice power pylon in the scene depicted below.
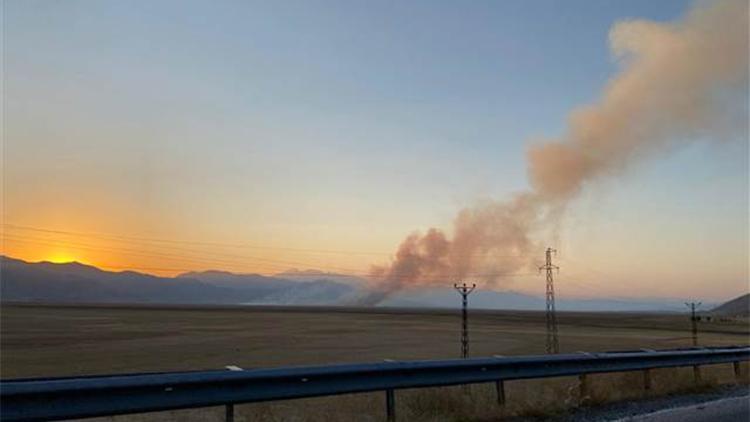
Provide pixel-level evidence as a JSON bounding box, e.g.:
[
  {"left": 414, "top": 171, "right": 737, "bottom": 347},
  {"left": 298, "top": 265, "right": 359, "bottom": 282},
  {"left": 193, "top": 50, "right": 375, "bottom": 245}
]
[{"left": 539, "top": 248, "right": 559, "bottom": 354}]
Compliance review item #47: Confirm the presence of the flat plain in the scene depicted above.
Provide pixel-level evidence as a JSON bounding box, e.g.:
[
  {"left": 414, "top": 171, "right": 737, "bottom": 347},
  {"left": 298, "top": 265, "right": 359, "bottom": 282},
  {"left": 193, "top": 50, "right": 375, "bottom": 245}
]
[{"left": 2, "top": 303, "right": 748, "bottom": 378}]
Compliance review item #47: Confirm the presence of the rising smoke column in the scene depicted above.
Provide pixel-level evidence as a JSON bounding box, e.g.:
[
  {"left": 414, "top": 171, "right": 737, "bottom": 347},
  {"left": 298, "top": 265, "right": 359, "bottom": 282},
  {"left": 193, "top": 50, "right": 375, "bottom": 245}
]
[
  {"left": 364, "top": 0, "right": 748, "bottom": 304},
  {"left": 528, "top": 0, "right": 748, "bottom": 200}
]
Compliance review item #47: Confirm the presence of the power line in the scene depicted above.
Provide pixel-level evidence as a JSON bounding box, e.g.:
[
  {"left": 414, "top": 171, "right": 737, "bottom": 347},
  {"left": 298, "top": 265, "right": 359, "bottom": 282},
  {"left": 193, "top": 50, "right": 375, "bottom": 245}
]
[
  {"left": 2, "top": 224, "right": 394, "bottom": 256},
  {"left": 1, "top": 234, "right": 317, "bottom": 274},
  {"left": 2, "top": 224, "right": 541, "bottom": 278},
  {"left": 2, "top": 229, "right": 387, "bottom": 275},
  {"left": 2, "top": 234, "right": 541, "bottom": 281},
  {"left": 3, "top": 223, "right": 532, "bottom": 259},
  {"left": 2, "top": 224, "right": 548, "bottom": 283}
]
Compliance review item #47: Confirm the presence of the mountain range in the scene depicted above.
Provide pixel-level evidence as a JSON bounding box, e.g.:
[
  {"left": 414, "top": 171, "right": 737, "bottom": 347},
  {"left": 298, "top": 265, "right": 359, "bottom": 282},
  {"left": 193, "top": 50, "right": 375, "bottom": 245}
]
[
  {"left": 709, "top": 293, "right": 749, "bottom": 317},
  {"left": 0, "top": 256, "right": 732, "bottom": 312},
  {"left": 0, "top": 256, "right": 358, "bottom": 305}
]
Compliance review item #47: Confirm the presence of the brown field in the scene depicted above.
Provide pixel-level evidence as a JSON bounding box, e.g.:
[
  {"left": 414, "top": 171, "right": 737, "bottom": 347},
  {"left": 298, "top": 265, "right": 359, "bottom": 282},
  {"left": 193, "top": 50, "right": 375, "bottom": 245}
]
[{"left": 1, "top": 303, "right": 748, "bottom": 421}]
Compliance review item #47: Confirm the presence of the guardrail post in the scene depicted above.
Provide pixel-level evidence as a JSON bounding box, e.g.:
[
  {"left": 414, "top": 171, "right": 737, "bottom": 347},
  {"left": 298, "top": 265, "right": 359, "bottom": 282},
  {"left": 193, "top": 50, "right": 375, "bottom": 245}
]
[
  {"left": 643, "top": 369, "right": 651, "bottom": 392},
  {"left": 495, "top": 380, "right": 506, "bottom": 406},
  {"left": 385, "top": 389, "right": 395, "bottom": 422},
  {"left": 225, "top": 404, "right": 234, "bottom": 422},
  {"left": 693, "top": 365, "right": 701, "bottom": 383},
  {"left": 578, "top": 374, "right": 589, "bottom": 402},
  {"left": 733, "top": 362, "right": 742, "bottom": 383}
]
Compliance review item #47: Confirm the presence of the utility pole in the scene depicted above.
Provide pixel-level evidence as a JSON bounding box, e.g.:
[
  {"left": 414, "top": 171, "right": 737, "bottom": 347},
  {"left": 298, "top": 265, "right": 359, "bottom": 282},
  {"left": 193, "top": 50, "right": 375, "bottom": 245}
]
[
  {"left": 454, "top": 283, "right": 476, "bottom": 359},
  {"left": 539, "top": 248, "right": 560, "bottom": 354},
  {"left": 686, "top": 302, "right": 701, "bottom": 346}
]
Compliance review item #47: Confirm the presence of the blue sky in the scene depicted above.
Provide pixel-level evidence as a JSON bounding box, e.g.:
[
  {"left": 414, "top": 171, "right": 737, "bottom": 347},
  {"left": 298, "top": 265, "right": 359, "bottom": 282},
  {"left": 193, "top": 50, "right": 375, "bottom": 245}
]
[{"left": 3, "top": 0, "right": 747, "bottom": 300}]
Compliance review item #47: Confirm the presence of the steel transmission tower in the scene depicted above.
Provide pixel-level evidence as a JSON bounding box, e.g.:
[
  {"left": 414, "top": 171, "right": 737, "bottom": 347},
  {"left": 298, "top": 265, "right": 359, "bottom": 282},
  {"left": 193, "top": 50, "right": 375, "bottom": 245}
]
[
  {"left": 454, "top": 283, "right": 476, "bottom": 358},
  {"left": 686, "top": 302, "right": 701, "bottom": 346},
  {"left": 539, "top": 248, "right": 560, "bottom": 354}
]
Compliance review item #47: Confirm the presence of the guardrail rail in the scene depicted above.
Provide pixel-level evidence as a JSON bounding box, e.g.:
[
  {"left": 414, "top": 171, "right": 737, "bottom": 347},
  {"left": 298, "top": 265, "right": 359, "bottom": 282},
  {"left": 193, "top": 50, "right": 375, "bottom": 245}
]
[{"left": 1, "top": 346, "right": 748, "bottom": 421}]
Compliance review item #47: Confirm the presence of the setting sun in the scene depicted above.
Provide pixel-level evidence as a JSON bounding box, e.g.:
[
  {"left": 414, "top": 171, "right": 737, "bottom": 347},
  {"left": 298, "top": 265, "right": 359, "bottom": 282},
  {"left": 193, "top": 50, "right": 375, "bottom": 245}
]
[{"left": 45, "top": 251, "right": 78, "bottom": 264}]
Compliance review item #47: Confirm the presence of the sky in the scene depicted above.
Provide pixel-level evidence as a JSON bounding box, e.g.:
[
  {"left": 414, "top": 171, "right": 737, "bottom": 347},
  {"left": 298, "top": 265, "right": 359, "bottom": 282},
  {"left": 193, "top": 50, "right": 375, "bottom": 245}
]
[{"left": 2, "top": 0, "right": 748, "bottom": 301}]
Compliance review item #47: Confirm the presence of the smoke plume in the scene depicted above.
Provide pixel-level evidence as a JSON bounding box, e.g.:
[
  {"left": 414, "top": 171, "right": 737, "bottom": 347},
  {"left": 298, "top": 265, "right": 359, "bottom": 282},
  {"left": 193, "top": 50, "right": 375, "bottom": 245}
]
[{"left": 362, "top": 0, "right": 748, "bottom": 304}]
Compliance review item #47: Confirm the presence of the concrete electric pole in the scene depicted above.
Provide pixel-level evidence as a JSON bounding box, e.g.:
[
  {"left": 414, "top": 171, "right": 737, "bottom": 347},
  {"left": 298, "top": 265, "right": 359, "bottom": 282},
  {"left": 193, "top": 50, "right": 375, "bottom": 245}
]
[{"left": 454, "top": 282, "right": 476, "bottom": 359}]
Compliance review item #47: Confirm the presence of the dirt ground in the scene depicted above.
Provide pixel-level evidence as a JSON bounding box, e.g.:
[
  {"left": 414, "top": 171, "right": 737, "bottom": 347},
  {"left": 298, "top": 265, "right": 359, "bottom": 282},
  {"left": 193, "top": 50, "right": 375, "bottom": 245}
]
[{"left": 1, "top": 303, "right": 747, "bottom": 378}]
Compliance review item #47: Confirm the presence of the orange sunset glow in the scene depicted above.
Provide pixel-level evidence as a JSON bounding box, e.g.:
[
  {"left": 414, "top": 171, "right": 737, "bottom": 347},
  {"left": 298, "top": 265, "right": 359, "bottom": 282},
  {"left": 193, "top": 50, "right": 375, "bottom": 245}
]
[
  {"left": 1, "top": 3, "right": 748, "bottom": 420},
  {"left": 1, "top": 0, "right": 747, "bottom": 304}
]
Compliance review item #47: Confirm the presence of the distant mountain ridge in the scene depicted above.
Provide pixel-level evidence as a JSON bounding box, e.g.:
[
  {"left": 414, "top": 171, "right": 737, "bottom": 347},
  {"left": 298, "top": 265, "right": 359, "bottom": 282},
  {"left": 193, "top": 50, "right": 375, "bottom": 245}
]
[
  {"left": 710, "top": 293, "right": 749, "bottom": 317},
  {"left": 0, "top": 256, "right": 238, "bottom": 304},
  {"left": 273, "top": 269, "right": 367, "bottom": 286},
  {"left": 0, "top": 256, "right": 357, "bottom": 305},
  {"left": 178, "top": 270, "right": 360, "bottom": 305},
  {"left": 177, "top": 270, "right": 298, "bottom": 296},
  {"left": 0, "top": 256, "right": 728, "bottom": 312}
]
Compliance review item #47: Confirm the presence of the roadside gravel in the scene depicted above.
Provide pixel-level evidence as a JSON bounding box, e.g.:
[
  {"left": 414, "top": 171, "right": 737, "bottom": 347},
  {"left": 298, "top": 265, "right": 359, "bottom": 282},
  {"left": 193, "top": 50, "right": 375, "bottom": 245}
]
[
  {"left": 559, "top": 385, "right": 748, "bottom": 422},
  {"left": 507, "top": 385, "right": 749, "bottom": 421}
]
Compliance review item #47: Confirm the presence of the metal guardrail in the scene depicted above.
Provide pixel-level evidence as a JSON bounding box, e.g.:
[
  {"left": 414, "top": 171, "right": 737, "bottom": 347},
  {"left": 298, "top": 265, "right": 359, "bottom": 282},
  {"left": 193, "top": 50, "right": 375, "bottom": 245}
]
[{"left": 1, "top": 346, "right": 748, "bottom": 421}]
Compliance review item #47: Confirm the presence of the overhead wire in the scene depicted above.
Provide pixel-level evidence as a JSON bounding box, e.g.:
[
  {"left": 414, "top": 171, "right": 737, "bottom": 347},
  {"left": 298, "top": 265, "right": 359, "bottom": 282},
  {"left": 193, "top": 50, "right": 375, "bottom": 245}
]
[
  {"left": 2, "top": 233, "right": 542, "bottom": 281},
  {"left": 2, "top": 223, "right": 533, "bottom": 259},
  {"left": 3, "top": 223, "right": 581, "bottom": 287}
]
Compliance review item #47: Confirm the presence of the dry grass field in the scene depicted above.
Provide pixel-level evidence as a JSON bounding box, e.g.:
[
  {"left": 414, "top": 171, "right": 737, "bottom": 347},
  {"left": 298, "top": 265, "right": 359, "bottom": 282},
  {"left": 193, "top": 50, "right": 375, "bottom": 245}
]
[{"left": 1, "top": 303, "right": 748, "bottom": 421}]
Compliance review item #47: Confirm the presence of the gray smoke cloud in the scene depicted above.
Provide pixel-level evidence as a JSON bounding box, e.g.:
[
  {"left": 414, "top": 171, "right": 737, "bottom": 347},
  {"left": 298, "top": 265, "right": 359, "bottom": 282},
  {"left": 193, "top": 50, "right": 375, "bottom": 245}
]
[{"left": 362, "top": 0, "right": 748, "bottom": 305}]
